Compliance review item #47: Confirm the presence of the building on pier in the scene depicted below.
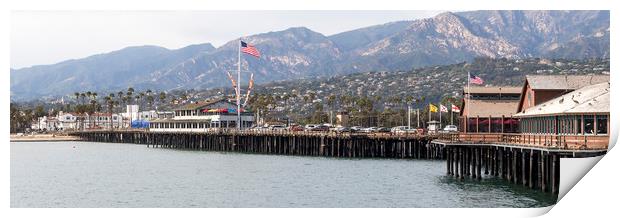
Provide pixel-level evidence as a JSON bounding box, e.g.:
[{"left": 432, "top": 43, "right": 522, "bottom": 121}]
[
  {"left": 149, "top": 98, "right": 254, "bottom": 132},
  {"left": 514, "top": 82, "right": 610, "bottom": 149},
  {"left": 516, "top": 74, "right": 609, "bottom": 113},
  {"left": 460, "top": 86, "right": 521, "bottom": 133}
]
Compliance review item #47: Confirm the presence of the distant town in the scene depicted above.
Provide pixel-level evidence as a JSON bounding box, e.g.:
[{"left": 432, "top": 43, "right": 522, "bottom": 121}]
[{"left": 10, "top": 57, "right": 609, "bottom": 135}]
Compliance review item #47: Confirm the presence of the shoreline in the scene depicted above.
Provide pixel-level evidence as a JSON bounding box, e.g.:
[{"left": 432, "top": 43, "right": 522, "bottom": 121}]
[{"left": 10, "top": 134, "right": 82, "bottom": 142}]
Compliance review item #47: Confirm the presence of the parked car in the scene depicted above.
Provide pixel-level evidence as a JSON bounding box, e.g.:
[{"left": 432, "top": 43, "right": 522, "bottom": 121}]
[
  {"left": 312, "top": 125, "right": 330, "bottom": 131},
  {"left": 391, "top": 126, "right": 418, "bottom": 134},
  {"left": 304, "top": 124, "right": 317, "bottom": 131},
  {"left": 361, "top": 127, "right": 379, "bottom": 133},
  {"left": 377, "top": 127, "right": 391, "bottom": 133},
  {"left": 289, "top": 125, "right": 304, "bottom": 132},
  {"left": 350, "top": 126, "right": 364, "bottom": 132},
  {"left": 269, "top": 125, "right": 287, "bottom": 131},
  {"left": 334, "top": 127, "right": 352, "bottom": 133},
  {"left": 251, "top": 126, "right": 269, "bottom": 132},
  {"left": 443, "top": 125, "right": 458, "bottom": 132}
]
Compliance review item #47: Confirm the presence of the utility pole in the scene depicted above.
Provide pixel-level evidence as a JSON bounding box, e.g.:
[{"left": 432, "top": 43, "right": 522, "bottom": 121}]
[
  {"left": 407, "top": 105, "right": 411, "bottom": 128},
  {"left": 417, "top": 108, "right": 420, "bottom": 128}
]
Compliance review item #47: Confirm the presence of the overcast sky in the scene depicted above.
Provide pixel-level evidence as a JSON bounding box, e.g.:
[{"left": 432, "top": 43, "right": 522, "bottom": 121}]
[{"left": 10, "top": 11, "right": 443, "bottom": 69}]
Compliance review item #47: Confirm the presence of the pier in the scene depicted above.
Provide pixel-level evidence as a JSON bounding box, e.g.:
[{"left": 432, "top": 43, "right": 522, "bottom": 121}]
[
  {"left": 70, "top": 130, "right": 444, "bottom": 159},
  {"left": 69, "top": 130, "right": 607, "bottom": 195},
  {"left": 433, "top": 133, "right": 607, "bottom": 194}
]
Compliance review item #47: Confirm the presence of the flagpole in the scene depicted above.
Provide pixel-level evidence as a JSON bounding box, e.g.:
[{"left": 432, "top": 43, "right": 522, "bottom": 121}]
[
  {"left": 451, "top": 107, "right": 454, "bottom": 125},
  {"left": 417, "top": 108, "right": 420, "bottom": 128},
  {"left": 407, "top": 105, "right": 411, "bottom": 129},
  {"left": 466, "top": 71, "right": 470, "bottom": 132},
  {"left": 439, "top": 103, "right": 442, "bottom": 129},
  {"left": 237, "top": 38, "right": 242, "bottom": 130},
  {"left": 428, "top": 104, "right": 431, "bottom": 124}
]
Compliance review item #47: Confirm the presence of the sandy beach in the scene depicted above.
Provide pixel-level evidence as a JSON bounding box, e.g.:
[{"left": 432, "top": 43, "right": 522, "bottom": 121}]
[{"left": 10, "top": 134, "right": 81, "bottom": 142}]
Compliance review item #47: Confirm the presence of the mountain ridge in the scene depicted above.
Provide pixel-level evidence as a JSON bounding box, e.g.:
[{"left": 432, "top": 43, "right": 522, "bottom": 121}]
[{"left": 11, "top": 10, "right": 610, "bottom": 100}]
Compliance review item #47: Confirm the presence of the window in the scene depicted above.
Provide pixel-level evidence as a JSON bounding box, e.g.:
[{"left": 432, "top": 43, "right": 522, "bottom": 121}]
[
  {"left": 576, "top": 115, "right": 582, "bottom": 134},
  {"left": 596, "top": 115, "right": 608, "bottom": 135},
  {"left": 584, "top": 115, "right": 595, "bottom": 135}
]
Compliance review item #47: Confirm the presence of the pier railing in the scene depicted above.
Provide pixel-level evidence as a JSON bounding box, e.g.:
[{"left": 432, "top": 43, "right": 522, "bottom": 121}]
[
  {"left": 437, "top": 132, "right": 609, "bottom": 150},
  {"left": 68, "top": 128, "right": 427, "bottom": 139}
]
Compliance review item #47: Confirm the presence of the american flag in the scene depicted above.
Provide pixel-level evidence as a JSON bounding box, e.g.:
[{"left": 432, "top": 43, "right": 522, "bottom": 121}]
[
  {"left": 469, "top": 73, "right": 484, "bottom": 85},
  {"left": 241, "top": 41, "right": 260, "bottom": 58}
]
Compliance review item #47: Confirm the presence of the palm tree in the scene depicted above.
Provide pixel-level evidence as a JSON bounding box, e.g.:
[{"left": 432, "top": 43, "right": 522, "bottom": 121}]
[
  {"left": 108, "top": 93, "right": 116, "bottom": 112},
  {"left": 103, "top": 96, "right": 117, "bottom": 129},
  {"left": 74, "top": 92, "right": 80, "bottom": 106},
  {"left": 158, "top": 92, "right": 167, "bottom": 107},
  {"left": 135, "top": 95, "right": 141, "bottom": 109},
  {"left": 80, "top": 93, "right": 86, "bottom": 105},
  {"left": 117, "top": 91, "right": 124, "bottom": 112},
  {"left": 86, "top": 91, "right": 92, "bottom": 102},
  {"left": 126, "top": 87, "right": 134, "bottom": 105}
]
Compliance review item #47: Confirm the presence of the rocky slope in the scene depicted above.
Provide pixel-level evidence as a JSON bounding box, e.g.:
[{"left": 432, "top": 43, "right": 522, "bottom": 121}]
[{"left": 10, "top": 10, "right": 610, "bottom": 100}]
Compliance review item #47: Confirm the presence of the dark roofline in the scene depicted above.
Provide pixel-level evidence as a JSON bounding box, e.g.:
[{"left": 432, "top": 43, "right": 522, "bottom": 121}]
[{"left": 173, "top": 98, "right": 229, "bottom": 111}]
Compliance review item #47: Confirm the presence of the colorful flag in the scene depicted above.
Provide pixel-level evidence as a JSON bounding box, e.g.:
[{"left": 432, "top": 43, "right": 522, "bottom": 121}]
[
  {"left": 469, "top": 73, "right": 484, "bottom": 85},
  {"left": 440, "top": 104, "right": 448, "bottom": 112},
  {"left": 429, "top": 104, "right": 438, "bottom": 113},
  {"left": 241, "top": 41, "right": 260, "bottom": 58},
  {"left": 451, "top": 104, "right": 461, "bottom": 113}
]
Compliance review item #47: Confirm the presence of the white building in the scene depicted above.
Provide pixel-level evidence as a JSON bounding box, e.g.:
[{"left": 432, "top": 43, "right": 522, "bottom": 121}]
[
  {"left": 149, "top": 98, "right": 254, "bottom": 132},
  {"left": 57, "top": 111, "right": 80, "bottom": 130},
  {"left": 82, "top": 112, "right": 125, "bottom": 129},
  {"left": 31, "top": 116, "right": 59, "bottom": 131}
]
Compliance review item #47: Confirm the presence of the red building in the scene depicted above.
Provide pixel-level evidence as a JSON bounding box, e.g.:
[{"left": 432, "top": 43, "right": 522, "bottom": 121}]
[
  {"left": 517, "top": 75, "right": 609, "bottom": 113},
  {"left": 460, "top": 86, "right": 521, "bottom": 133}
]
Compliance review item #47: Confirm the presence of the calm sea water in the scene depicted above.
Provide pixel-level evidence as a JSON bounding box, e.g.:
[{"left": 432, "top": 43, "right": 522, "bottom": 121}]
[{"left": 11, "top": 141, "right": 556, "bottom": 208}]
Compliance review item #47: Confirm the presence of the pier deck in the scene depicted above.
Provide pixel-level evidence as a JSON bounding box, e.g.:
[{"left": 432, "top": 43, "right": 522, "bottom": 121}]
[
  {"left": 432, "top": 133, "right": 607, "bottom": 195},
  {"left": 70, "top": 130, "right": 444, "bottom": 159}
]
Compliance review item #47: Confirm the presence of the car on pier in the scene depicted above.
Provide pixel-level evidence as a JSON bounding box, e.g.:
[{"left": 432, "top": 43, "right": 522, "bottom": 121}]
[
  {"left": 442, "top": 125, "right": 458, "bottom": 132},
  {"left": 334, "top": 126, "right": 352, "bottom": 133},
  {"left": 377, "top": 127, "right": 391, "bottom": 133},
  {"left": 350, "top": 126, "right": 364, "bottom": 132},
  {"left": 391, "top": 126, "right": 418, "bottom": 134},
  {"left": 289, "top": 125, "right": 304, "bottom": 132},
  {"left": 308, "top": 125, "right": 329, "bottom": 131},
  {"left": 304, "top": 124, "right": 317, "bottom": 131},
  {"left": 269, "top": 125, "right": 287, "bottom": 131}
]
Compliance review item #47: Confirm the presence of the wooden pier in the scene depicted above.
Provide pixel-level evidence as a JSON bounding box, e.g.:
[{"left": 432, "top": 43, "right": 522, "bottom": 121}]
[
  {"left": 434, "top": 135, "right": 607, "bottom": 195},
  {"left": 69, "top": 130, "right": 444, "bottom": 159},
  {"left": 69, "top": 130, "right": 606, "bottom": 195}
]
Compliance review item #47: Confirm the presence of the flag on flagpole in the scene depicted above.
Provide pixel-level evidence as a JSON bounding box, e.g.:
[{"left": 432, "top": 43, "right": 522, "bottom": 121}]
[
  {"left": 241, "top": 41, "right": 260, "bottom": 58},
  {"left": 429, "top": 104, "right": 438, "bottom": 113},
  {"left": 440, "top": 104, "right": 448, "bottom": 112},
  {"left": 469, "top": 73, "right": 484, "bottom": 85},
  {"left": 451, "top": 104, "right": 461, "bottom": 113}
]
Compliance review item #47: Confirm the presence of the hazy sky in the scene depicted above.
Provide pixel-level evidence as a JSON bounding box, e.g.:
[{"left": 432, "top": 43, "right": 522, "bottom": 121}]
[{"left": 11, "top": 11, "right": 443, "bottom": 69}]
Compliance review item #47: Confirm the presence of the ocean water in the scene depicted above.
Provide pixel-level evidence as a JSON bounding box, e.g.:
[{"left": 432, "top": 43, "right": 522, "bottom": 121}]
[{"left": 10, "top": 141, "right": 556, "bottom": 208}]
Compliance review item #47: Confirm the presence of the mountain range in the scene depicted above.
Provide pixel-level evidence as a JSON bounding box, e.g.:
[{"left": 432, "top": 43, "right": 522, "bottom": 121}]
[{"left": 10, "top": 10, "right": 610, "bottom": 100}]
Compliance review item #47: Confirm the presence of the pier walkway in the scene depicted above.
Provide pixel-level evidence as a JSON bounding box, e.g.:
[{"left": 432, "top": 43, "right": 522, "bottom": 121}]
[
  {"left": 432, "top": 133, "right": 607, "bottom": 194},
  {"left": 69, "top": 130, "right": 607, "bottom": 195},
  {"left": 70, "top": 130, "right": 444, "bottom": 159}
]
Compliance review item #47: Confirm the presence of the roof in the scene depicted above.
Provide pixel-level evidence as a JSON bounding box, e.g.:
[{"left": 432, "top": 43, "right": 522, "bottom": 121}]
[
  {"left": 464, "top": 100, "right": 520, "bottom": 117},
  {"left": 463, "top": 86, "right": 521, "bottom": 94},
  {"left": 514, "top": 82, "right": 610, "bottom": 117},
  {"left": 526, "top": 75, "right": 609, "bottom": 90},
  {"left": 150, "top": 118, "right": 212, "bottom": 123},
  {"left": 173, "top": 98, "right": 228, "bottom": 111}
]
